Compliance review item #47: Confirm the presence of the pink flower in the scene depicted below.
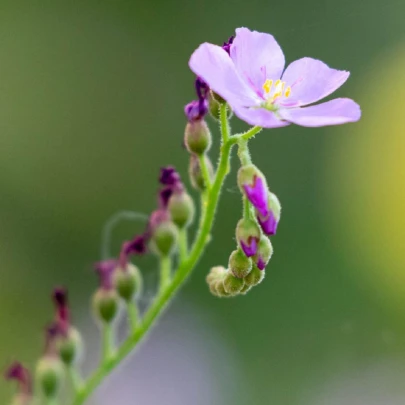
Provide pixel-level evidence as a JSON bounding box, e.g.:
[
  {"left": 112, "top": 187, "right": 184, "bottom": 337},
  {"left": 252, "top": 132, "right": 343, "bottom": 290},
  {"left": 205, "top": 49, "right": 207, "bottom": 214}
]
[{"left": 189, "top": 27, "right": 361, "bottom": 128}]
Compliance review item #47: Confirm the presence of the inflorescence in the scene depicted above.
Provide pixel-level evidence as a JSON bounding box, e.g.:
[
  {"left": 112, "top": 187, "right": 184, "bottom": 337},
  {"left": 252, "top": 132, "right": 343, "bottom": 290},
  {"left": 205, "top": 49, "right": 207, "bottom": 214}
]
[{"left": 5, "top": 27, "right": 360, "bottom": 405}]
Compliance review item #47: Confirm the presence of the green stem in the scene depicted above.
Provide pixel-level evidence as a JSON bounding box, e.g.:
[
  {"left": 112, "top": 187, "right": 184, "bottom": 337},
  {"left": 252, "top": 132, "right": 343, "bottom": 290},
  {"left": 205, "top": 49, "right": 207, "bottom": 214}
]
[
  {"left": 127, "top": 302, "right": 139, "bottom": 331},
  {"left": 178, "top": 228, "right": 188, "bottom": 264},
  {"left": 68, "top": 367, "right": 83, "bottom": 394},
  {"left": 72, "top": 117, "right": 241, "bottom": 405},
  {"left": 243, "top": 196, "right": 252, "bottom": 219},
  {"left": 198, "top": 154, "right": 212, "bottom": 190},
  {"left": 102, "top": 324, "right": 114, "bottom": 362},
  {"left": 159, "top": 256, "right": 171, "bottom": 294},
  {"left": 237, "top": 140, "right": 252, "bottom": 165},
  {"left": 220, "top": 103, "right": 230, "bottom": 143}
]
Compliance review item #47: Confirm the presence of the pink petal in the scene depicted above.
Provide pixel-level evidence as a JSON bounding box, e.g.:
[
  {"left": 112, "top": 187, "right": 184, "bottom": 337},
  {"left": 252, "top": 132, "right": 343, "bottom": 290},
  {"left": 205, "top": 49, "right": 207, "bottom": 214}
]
[
  {"left": 189, "top": 43, "right": 260, "bottom": 107},
  {"left": 230, "top": 28, "right": 285, "bottom": 98},
  {"left": 281, "top": 58, "right": 350, "bottom": 107},
  {"left": 278, "top": 98, "right": 361, "bottom": 127},
  {"left": 232, "top": 105, "right": 290, "bottom": 128}
]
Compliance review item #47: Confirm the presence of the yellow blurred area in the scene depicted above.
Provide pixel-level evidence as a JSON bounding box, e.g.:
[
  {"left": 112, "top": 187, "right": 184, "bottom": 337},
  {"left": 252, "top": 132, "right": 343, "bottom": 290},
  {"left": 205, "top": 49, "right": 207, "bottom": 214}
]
[{"left": 325, "top": 43, "right": 405, "bottom": 311}]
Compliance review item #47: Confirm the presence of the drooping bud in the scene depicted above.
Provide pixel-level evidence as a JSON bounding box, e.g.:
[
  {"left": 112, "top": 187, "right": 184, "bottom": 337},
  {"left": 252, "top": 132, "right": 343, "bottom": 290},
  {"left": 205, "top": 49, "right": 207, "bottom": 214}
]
[
  {"left": 253, "top": 236, "right": 274, "bottom": 270},
  {"left": 57, "top": 327, "right": 83, "bottom": 366},
  {"left": 244, "top": 265, "right": 266, "bottom": 287},
  {"left": 236, "top": 218, "right": 261, "bottom": 257},
  {"left": 188, "top": 154, "right": 214, "bottom": 191},
  {"left": 229, "top": 249, "right": 252, "bottom": 278},
  {"left": 52, "top": 287, "right": 69, "bottom": 332},
  {"left": 35, "top": 357, "right": 64, "bottom": 399},
  {"left": 5, "top": 362, "right": 32, "bottom": 398},
  {"left": 149, "top": 210, "right": 178, "bottom": 257},
  {"left": 239, "top": 283, "right": 252, "bottom": 295},
  {"left": 113, "top": 263, "right": 143, "bottom": 302},
  {"left": 237, "top": 165, "right": 269, "bottom": 217},
  {"left": 159, "top": 166, "right": 182, "bottom": 187},
  {"left": 184, "top": 119, "right": 212, "bottom": 155},
  {"left": 257, "top": 192, "right": 281, "bottom": 235},
  {"left": 206, "top": 266, "right": 230, "bottom": 297},
  {"left": 223, "top": 272, "right": 245, "bottom": 295},
  {"left": 168, "top": 190, "right": 195, "bottom": 229}
]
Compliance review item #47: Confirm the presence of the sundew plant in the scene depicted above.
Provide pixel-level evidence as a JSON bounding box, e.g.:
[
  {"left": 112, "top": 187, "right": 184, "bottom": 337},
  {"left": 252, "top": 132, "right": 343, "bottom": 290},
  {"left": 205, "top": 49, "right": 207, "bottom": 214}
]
[{"left": 5, "top": 27, "right": 361, "bottom": 405}]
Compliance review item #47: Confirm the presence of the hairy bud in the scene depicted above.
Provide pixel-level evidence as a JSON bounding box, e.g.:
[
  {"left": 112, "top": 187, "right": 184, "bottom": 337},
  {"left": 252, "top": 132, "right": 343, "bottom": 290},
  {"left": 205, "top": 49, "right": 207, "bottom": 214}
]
[
  {"left": 206, "top": 266, "right": 231, "bottom": 297},
  {"left": 92, "top": 289, "right": 119, "bottom": 324},
  {"left": 254, "top": 236, "right": 273, "bottom": 270},
  {"left": 113, "top": 264, "right": 143, "bottom": 302},
  {"left": 168, "top": 191, "right": 195, "bottom": 229},
  {"left": 229, "top": 249, "right": 252, "bottom": 278},
  {"left": 236, "top": 218, "right": 261, "bottom": 257},
  {"left": 184, "top": 120, "right": 212, "bottom": 155},
  {"left": 244, "top": 265, "right": 266, "bottom": 287},
  {"left": 150, "top": 220, "right": 179, "bottom": 257},
  {"left": 223, "top": 272, "right": 245, "bottom": 295},
  {"left": 257, "top": 192, "right": 281, "bottom": 235},
  {"left": 57, "top": 327, "right": 83, "bottom": 366},
  {"left": 188, "top": 154, "right": 214, "bottom": 191},
  {"left": 35, "top": 357, "right": 64, "bottom": 399}
]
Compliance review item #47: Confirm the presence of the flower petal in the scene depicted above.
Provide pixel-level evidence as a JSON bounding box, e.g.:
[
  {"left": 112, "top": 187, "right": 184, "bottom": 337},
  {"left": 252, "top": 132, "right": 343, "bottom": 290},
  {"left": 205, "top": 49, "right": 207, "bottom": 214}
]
[
  {"left": 230, "top": 27, "right": 285, "bottom": 98},
  {"left": 232, "top": 105, "right": 290, "bottom": 128},
  {"left": 278, "top": 98, "right": 361, "bottom": 127},
  {"left": 189, "top": 43, "right": 259, "bottom": 107},
  {"left": 281, "top": 57, "right": 350, "bottom": 106}
]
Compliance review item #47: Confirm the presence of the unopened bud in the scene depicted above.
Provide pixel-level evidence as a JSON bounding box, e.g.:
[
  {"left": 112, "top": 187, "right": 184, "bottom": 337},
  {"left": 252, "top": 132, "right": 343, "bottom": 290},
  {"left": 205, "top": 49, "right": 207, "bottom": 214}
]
[
  {"left": 150, "top": 220, "right": 179, "bottom": 256},
  {"left": 188, "top": 154, "right": 214, "bottom": 191},
  {"left": 57, "top": 327, "right": 83, "bottom": 366},
  {"left": 236, "top": 218, "right": 261, "bottom": 257},
  {"left": 35, "top": 357, "right": 63, "bottom": 399},
  {"left": 229, "top": 249, "right": 252, "bottom": 278},
  {"left": 254, "top": 236, "right": 273, "bottom": 270},
  {"left": 237, "top": 165, "right": 269, "bottom": 218},
  {"left": 257, "top": 192, "right": 281, "bottom": 235},
  {"left": 168, "top": 191, "right": 195, "bottom": 229},
  {"left": 206, "top": 266, "right": 230, "bottom": 298},
  {"left": 184, "top": 120, "right": 211, "bottom": 155},
  {"left": 239, "top": 283, "right": 252, "bottom": 295},
  {"left": 244, "top": 265, "right": 265, "bottom": 287},
  {"left": 92, "top": 289, "right": 119, "bottom": 324},
  {"left": 113, "top": 264, "right": 142, "bottom": 302},
  {"left": 223, "top": 272, "right": 244, "bottom": 295}
]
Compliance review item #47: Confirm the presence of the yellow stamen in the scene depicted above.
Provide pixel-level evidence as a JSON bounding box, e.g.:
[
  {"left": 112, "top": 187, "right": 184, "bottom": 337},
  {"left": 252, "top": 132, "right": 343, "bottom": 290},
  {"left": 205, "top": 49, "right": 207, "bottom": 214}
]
[
  {"left": 262, "top": 79, "right": 273, "bottom": 94},
  {"left": 285, "top": 86, "right": 291, "bottom": 98}
]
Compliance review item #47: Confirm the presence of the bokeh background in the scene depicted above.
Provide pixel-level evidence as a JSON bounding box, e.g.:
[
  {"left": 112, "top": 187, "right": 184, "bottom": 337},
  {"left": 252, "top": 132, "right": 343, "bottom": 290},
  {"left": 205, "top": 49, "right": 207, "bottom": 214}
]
[{"left": 1, "top": 0, "right": 404, "bottom": 404}]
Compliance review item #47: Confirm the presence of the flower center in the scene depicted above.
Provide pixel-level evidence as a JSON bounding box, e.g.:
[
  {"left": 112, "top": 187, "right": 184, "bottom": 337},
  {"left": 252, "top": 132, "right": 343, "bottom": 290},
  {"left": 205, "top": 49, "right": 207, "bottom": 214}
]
[{"left": 261, "top": 79, "right": 291, "bottom": 110}]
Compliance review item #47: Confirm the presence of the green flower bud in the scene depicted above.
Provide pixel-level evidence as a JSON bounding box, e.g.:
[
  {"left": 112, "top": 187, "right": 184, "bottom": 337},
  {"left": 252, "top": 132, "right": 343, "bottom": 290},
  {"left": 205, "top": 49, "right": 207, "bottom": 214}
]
[
  {"left": 254, "top": 236, "right": 274, "bottom": 270},
  {"left": 208, "top": 91, "right": 233, "bottom": 120},
  {"left": 244, "top": 265, "right": 265, "bottom": 287},
  {"left": 239, "top": 283, "right": 252, "bottom": 295},
  {"left": 214, "top": 280, "right": 231, "bottom": 297},
  {"left": 223, "top": 272, "right": 245, "bottom": 295},
  {"left": 92, "top": 289, "right": 119, "bottom": 324},
  {"left": 206, "top": 266, "right": 230, "bottom": 297},
  {"left": 150, "top": 220, "right": 179, "bottom": 257},
  {"left": 35, "top": 357, "right": 64, "bottom": 399},
  {"left": 229, "top": 249, "right": 252, "bottom": 279},
  {"left": 57, "top": 327, "right": 83, "bottom": 366},
  {"left": 113, "top": 263, "right": 142, "bottom": 302},
  {"left": 188, "top": 154, "right": 214, "bottom": 191},
  {"left": 168, "top": 191, "right": 195, "bottom": 229},
  {"left": 236, "top": 218, "right": 261, "bottom": 257},
  {"left": 184, "top": 120, "right": 212, "bottom": 155}
]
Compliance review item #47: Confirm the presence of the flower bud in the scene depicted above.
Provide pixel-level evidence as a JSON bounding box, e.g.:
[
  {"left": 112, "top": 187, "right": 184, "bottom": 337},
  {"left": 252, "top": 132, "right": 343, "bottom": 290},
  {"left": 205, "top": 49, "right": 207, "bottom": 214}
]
[
  {"left": 92, "top": 289, "right": 119, "bottom": 324},
  {"left": 113, "top": 263, "right": 142, "bottom": 302},
  {"left": 57, "top": 327, "right": 83, "bottom": 366},
  {"left": 253, "top": 236, "right": 273, "bottom": 270},
  {"left": 239, "top": 283, "right": 252, "bottom": 295},
  {"left": 229, "top": 249, "right": 252, "bottom": 278},
  {"left": 237, "top": 165, "right": 269, "bottom": 217},
  {"left": 236, "top": 218, "right": 261, "bottom": 257},
  {"left": 150, "top": 220, "right": 179, "bottom": 256},
  {"left": 257, "top": 192, "right": 281, "bottom": 235},
  {"left": 208, "top": 91, "right": 233, "bottom": 120},
  {"left": 188, "top": 154, "right": 214, "bottom": 191},
  {"left": 184, "top": 120, "right": 212, "bottom": 155},
  {"left": 206, "top": 266, "right": 230, "bottom": 297},
  {"left": 244, "top": 265, "right": 265, "bottom": 287},
  {"left": 35, "top": 357, "right": 64, "bottom": 399},
  {"left": 223, "top": 272, "right": 244, "bottom": 295},
  {"left": 168, "top": 191, "right": 195, "bottom": 229}
]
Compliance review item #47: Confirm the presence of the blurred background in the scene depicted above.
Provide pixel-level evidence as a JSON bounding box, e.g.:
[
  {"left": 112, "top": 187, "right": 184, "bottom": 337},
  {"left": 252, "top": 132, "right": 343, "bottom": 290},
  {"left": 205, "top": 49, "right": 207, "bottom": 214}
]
[{"left": 0, "top": 0, "right": 404, "bottom": 404}]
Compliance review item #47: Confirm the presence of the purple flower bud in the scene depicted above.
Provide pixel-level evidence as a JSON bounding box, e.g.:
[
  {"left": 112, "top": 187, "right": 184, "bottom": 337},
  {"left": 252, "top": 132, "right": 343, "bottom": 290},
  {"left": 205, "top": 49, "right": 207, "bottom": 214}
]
[
  {"left": 195, "top": 76, "right": 209, "bottom": 100},
  {"left": 159, "top": 166, "right": 182, "bottom": 187},
  {"left": 52, "top": 287, "right": 69, "bottom": 327},
  {"left": 236, "top": 218, "right": 261, "bottom": 258},
  {"left": 256, "top": 193, "right": 281, "bottom": 236},
  {"left": 94, "top": 259, "right": 118, "bottom": 290},
  {"left": 243, "top": 177, "right": 269, "bottom": 217},
  {"left": 5, "top": 362, "right": 32, "bottom": 395},
  {"left": 185, "top": 99, "right": 208, "bottom": 122},
  {"left": 253, "top": 235, "right": 273, "bottom": 271},
  {"left": 222, "top": 35, "right": 234, "bottom": 54},
  {"left": 241, "top": 237, "right": 258, "bottom": 257},
  {"left": 159, "top": 186, "right": 173, "bottom": 209}
]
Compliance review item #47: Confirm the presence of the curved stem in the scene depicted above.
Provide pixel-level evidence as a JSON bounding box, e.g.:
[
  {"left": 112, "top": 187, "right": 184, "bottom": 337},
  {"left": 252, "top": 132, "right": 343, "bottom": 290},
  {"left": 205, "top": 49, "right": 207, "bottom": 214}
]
[
  {"left": 67, "top": 366, "right": 83, "bottom": 394},
  {"left": 127, "top": 302, "right": 139, "bottom": 331},
  {"left": 101, "top": 324, "right": 114, "bottom": 362},
  {"left": 159, "top": 256, "right": 171, "bottom": 294},
  {"left": 198, "top": 154, "right": 212, "bottom": 190},
  {"left": 178, "top": 228, "right": 188, "bottom": 264},
  {"left": 72, "top": 117, "right": 240, "bottom": 405}
]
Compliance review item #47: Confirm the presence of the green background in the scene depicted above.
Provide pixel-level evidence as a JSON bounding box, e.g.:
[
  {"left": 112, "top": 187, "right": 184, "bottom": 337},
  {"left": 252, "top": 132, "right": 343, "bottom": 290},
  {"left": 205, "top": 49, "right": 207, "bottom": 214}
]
[{"left": 1, "top": 0, "right": 405, "bottom": 403}]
